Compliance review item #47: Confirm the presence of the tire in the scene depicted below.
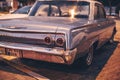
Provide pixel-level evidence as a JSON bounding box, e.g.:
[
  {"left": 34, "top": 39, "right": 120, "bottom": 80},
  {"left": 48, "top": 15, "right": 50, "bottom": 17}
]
[{"left": 82, "top": 45, "right": 94, "bottom": 67}]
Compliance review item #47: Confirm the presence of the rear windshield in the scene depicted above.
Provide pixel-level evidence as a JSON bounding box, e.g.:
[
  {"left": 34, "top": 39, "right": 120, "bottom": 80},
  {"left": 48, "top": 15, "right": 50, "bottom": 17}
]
[
  {"left": 29, "top": 1, "right": 90, "bottom": 18},
  {"left": 13, "top": 6, "right": 31, "bottom": 14}
]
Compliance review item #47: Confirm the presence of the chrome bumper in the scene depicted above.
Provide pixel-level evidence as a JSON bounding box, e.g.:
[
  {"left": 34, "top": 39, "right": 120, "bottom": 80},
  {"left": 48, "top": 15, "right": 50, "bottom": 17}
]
[{"left": 0, "top": 42, "right": 77, "bottom": 64}]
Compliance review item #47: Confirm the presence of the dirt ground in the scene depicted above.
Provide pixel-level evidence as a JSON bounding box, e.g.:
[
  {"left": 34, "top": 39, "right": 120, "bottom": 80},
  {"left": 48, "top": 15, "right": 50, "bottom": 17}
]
[
  {"left": 0, "top": 60, "right": 36, "bottom": 80},
  {"left": 96, "top": 44, "right": 120, "bottom": 80},
  {"left": 114, "top": 20, "right": 120, "bottom": 41}
]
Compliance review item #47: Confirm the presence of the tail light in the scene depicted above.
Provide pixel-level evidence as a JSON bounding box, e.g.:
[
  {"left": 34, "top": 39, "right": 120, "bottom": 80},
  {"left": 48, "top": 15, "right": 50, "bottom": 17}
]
[
  {"left": 44, "top": 34, "right": 65, "bottom": 47},
  {"left": 44, "top": 36, "right": 52, "bottom": 45},
  {"left": 56, "top": 38, "right": 65, "bottom": 46}
]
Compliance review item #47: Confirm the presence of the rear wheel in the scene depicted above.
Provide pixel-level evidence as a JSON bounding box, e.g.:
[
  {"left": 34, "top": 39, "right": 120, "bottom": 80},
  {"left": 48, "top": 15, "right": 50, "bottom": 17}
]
[{"left": 82, "top": 45, "right": 94, "bottom": 66}]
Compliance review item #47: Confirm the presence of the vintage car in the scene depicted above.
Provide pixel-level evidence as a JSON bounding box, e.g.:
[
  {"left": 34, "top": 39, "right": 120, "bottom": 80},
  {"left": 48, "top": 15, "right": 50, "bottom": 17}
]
[{"left": 0, "top": 0, "right": 116, "bottom": 66}]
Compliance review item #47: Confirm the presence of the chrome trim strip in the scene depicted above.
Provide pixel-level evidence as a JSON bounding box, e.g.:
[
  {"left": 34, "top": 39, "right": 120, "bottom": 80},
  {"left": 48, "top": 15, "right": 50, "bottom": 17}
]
[{"left": 0, "top": 42, "right": 64, "bottom": 55}]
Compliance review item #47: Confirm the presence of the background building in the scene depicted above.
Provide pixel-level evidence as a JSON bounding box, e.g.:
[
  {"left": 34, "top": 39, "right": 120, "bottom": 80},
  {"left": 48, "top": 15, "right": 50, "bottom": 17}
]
[
  {"left": 18, "top": 0, "right": 35, "bottom": 6},
  {"left": 0, "top": 0, "right": 35, "bottom": 12},
  {"left": 0, "top": 0, "right": 7, "bottom": 7}
]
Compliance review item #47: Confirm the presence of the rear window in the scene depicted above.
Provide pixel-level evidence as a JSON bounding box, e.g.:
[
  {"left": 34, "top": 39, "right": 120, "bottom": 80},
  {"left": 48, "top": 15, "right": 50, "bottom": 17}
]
[{"left": 30, "top": 1, "right": 90, "bottom": 19}]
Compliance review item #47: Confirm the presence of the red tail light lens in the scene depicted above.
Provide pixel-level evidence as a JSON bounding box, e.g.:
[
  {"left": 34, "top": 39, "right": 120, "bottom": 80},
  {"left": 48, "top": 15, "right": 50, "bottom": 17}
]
[
  {"left": 56, "top": 38, "right": 64, "bottom": 46},
  {"left": 44, "top": 37, "right": 52, "bottom": 45}
]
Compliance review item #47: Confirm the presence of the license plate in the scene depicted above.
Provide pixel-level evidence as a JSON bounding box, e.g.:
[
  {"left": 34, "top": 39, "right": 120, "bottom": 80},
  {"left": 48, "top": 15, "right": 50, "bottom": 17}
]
[
  {"left": 0, "top": 47, "right": 5, "bottom": 54},
  {"left": 5, "top": 48, "right": 22, "bottom": 57}
]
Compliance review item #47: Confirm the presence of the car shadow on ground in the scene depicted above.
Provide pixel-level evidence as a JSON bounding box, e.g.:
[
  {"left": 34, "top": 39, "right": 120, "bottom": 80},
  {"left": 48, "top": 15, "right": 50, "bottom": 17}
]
[
  {"left": 20, "top": 41, "right": 119, "bottom": 80},
  {"left": 0, "top": 60, "right": 28, "bottom": 76}
]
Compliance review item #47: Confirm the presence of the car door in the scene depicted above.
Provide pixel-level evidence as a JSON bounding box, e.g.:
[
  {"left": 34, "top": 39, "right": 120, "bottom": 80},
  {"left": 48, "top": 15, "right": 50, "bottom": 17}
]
[{"left": 94, "top": 3, "right": 113, "bottom": 47}]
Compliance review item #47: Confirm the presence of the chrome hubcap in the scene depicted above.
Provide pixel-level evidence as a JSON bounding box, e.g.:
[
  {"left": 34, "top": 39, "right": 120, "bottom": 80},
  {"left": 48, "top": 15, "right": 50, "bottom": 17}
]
[{"left": 86, "top": 46, "right": 93, "bottom": 65}]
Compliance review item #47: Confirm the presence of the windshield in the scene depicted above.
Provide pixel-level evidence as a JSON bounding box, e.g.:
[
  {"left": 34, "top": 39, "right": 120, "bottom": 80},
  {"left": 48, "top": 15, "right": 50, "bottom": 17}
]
[{"left": 29, "top": 1, "right": 90, "bottom": 18}]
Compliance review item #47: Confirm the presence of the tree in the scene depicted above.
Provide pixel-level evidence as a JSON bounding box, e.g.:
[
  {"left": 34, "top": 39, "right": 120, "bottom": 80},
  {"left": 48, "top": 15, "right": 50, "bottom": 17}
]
[
  {"left": 108, "top": 0, "right": 112, "bottom": 15},
  {"left": 98, "top": 0, "right": 120, "bottom": 15}
]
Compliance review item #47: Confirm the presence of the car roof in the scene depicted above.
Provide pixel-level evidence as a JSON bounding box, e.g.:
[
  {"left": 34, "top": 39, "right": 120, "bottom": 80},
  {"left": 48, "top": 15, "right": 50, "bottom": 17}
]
[{"left": 36, "top": 0, "right": 101, "bottom": 5}]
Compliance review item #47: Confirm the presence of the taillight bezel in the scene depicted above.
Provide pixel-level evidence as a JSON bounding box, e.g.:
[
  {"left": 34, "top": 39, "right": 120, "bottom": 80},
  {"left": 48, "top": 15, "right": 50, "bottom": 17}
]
[
  {"left": 44, "top": 36, "right": 53, "bottom": 45},
  {"left": 55, "top": 37, "right": 65, "bottom": 47}
]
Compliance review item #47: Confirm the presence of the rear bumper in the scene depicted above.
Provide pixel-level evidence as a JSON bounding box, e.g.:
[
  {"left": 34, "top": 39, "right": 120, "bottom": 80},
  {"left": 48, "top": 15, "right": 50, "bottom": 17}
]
[{"left": 0, "top": 42, "right": 77, "bottom": 64}]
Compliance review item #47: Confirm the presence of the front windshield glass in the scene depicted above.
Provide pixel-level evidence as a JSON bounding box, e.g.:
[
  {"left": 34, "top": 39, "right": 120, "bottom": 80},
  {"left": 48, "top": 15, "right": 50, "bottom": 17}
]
[{"left": 30, "top": 1, "right": 90, "bottom": 18}]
